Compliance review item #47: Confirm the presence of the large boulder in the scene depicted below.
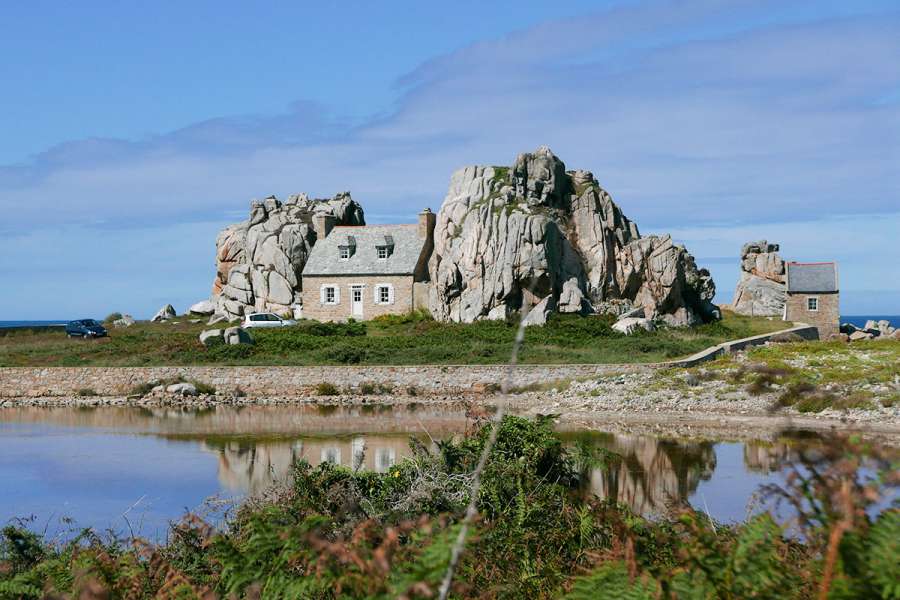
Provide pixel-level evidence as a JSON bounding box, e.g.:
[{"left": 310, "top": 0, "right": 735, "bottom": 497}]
[
  {"left": 199, "top": 328, "right": 224, "bottom": 346},
  {"left": 151, "top": 304, "right": 177, "bottom": 322},
  {"left": 189, "top": 300, "right": 216, "bottom": 316},
  {"left": 212, "top": 192, "right": 365, "bottom": 320},
  {"left": 731, "top": 240, "right": 786, "bottom": 317},
  {"left": 428, "top": 146, "right": 718, "bottom": 326}
]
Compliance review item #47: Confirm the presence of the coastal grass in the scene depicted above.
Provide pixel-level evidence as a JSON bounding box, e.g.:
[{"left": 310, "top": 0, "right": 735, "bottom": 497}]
[
  {"left": 677, "top": 338, "right": 900, "bottom": 412},
  {"left": 0, "top": 310, "right": 790, "bottom": 367}
]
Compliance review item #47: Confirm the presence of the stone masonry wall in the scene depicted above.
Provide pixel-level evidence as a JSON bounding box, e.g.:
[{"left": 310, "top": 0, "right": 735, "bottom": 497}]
[
  {"left": 301, "top": 275, "right": 415, "bottom": 321},
  {"left": 784, "top": 293, "right": 839, "bottom": 338},
  {"left": 0, "top": 364, "right": 643, "bottom": 398}
]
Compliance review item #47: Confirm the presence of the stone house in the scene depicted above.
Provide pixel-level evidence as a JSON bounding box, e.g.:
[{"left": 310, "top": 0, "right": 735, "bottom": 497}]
[
  {"left": 783, "top": 261, "right": 839, "bottom": 338},
  {"left": 300, "top": 209, "right": 436, "bottom": 321}
]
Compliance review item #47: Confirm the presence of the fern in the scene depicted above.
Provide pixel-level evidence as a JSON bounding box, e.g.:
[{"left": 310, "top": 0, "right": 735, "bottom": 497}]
[
  {"left": 0, "top": 577, "right": 42, "bottom": 599},
  {"left": 565, "top": 562, "right": 660, "bottom": 600}
]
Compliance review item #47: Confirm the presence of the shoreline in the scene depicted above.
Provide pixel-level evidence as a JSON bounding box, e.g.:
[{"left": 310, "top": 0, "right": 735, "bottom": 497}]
[{"left": 5, "top": 389, "right": 898, "bottom": 443}]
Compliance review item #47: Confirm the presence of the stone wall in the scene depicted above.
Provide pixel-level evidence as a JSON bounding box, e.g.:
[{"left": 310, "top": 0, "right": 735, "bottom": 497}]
[
  {"left": 0, "top": 363, "right": 643, "bottom": 398},
  {"left": 784, "top": 293, "right": 839, "bottom": 338},
  {"left": 301, "top": 275, "right": 415, "bottom": 321}
]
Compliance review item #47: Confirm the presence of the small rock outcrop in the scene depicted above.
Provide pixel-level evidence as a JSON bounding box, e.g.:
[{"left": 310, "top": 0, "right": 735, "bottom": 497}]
[
  {"left": 151, "top": 304, "right": 177, "bottom": 322},
  {"left": 428, "top": 146, "right": 718, "bottom": 326},
  {"left": 112, "top": 314, "right": 135, "bottom": 328},
  {"left": 731, "top": 241, "right": 785, "bottom": 316},
  {"left": 213, "top": 192, "right": 364, "bottom": 320}
]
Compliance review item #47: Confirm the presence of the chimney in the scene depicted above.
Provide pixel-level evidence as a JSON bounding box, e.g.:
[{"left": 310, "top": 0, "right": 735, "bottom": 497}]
[
  {"left": 313, "top": 213, "right": 336, "bottom": 239},
  {"left": 418, "top": 207, "right": 436, "bottom": 241}
]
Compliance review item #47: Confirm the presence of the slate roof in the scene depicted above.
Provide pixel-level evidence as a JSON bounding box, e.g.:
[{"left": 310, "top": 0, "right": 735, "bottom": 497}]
[
  {"left": 302, "top": 224, "right": 425, "bottom": 276},
  {"left": 786, "top": 262, "right": 838, "bottom": 293}
]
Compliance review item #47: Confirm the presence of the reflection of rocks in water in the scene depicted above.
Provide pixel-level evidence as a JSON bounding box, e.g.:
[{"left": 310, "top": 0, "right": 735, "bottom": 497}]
[
  {"left": 208, "top": 436, "right": 413, "bottom": 496},
  {"left": 587, "top": 435, "right": 716, "bottom": 515},
  {"left": 743, "top": 442, "right": 797, "bottom": 473}
]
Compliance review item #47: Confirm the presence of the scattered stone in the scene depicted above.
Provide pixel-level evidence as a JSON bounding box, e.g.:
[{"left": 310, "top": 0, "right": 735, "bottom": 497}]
[
  {"left": 189, "top": 300, "right": 216, "bottom": 315},
  {"left": 224, "top": 326, "right": 254, "bottom": 345},
  {"left": 112, "top": 314, "right": 135, "bottom": 328},
  {"left": 849, "top": 331, "right": 873, "bottom": 342},
  {"left": 612, "top": 317, "right": 655, "bottom": 335},
  {"left": 166, "top": 383, "right": 197, "bottom": 396},
  {"left": 827, "top": 332, "right": 850, "bottom": 343},
  {"left": 683, "top": 373, "right": 700, "bottom": 387},
  {"left": 427, "top": 146, "right": 718, "bottom": 326},
  {"left": 151, "top": 304, "right": 177, "bottom": 322},
  {"left": 199, "top": 329, "right": 224, "bottom": 347}
]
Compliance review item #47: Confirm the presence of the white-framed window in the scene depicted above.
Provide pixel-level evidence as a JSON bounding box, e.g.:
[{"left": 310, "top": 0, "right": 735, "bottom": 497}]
[
  {"left": 339, "top": 247, "right": 351, "bottom": 260},
  {"left": 374, "top": 283, "right": 394, "bottom": 305},
  {"left": 807, "top": 297, "right": 818, "bottom": 311},
  {"left": 377, "top": 246, "right": 389, "bottom": 259},
  {"left": 320, "top": 284, "right": 340, "bottom": 305},
  {"left": 321, "top": 447, "right": 341, "bottom": 465}
]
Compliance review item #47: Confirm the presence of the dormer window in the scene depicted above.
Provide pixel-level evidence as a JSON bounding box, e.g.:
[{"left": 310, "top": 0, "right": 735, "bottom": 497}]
[
  {"left": 338, "top": 235, "right": 356, "bottom": 260},
  {"left": 375, "top": 234, "right": 394, "bottom": 259}
]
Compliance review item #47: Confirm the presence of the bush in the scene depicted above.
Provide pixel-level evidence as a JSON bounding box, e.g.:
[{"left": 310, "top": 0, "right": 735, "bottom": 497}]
[
  {"left": 191, "top": 380, "right": 216, "bottom": 395},
  {"left": 315, "top": 382, "right": 340, "bottom": 396},
  {"left": 129, "top": 382, "right": 156, "bottom": 396},
  {"left": 104, "top": 312, "right": 122, "bottom": 323},
  {"left": 75, "top": 387, "right": 98, "bottom": 397}
]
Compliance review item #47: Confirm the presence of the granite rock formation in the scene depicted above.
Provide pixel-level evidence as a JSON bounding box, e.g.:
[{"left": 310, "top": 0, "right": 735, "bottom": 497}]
[
  {"left": 427, "top": 146, "right": 718, "bottom": 326},
  {"left": 731, "top": 240, "right": 786, "bottom": 317},
  {"left": 212, "top": 192, "right": 364, "bottom": 320}
]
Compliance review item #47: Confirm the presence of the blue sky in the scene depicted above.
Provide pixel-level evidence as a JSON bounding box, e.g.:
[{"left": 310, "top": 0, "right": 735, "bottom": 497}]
[{"left": 1, "top": 0, "right": 898, "bottom": 318}]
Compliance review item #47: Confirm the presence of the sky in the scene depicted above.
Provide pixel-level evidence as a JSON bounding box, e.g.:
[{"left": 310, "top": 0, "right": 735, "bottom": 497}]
[{"left": 1, "top": 0, "right": 898, "bottom": 319}]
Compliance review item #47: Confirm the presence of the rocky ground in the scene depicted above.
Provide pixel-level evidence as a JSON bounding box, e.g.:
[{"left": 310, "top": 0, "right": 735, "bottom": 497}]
[{"left": 6, "top": 340, "right": 898, "bottom": 442}]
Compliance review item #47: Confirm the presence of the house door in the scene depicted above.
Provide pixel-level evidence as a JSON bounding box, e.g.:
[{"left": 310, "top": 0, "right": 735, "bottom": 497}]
[{"left": 351, "top": 285, "right": 364, "bottom": 318}]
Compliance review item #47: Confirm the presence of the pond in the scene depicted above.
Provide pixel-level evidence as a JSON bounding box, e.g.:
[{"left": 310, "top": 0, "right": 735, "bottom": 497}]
[{"left": 0, "top": 404, "right": 883, "bottom": 541}]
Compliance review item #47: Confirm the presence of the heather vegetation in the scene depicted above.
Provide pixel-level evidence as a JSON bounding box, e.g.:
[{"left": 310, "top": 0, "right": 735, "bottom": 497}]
[
  {"left": 0, "top": 310, "right": 788, "bottom": 367},
  {"left": 1, "top": 417, "right": 897, "bottom": 599}
]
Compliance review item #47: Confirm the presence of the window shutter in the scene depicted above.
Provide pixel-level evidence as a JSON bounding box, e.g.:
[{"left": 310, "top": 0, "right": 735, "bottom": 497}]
[
  {"left": 388, "top": 284, "right": 395, "bottom": 305},
  {"left": 320, "top": 285, "right": 326, "bottom": 304},
  {"left": 373, "top": 287, "right": 380, "bottom": 305},
  {"left": 334, "top": 286, "right": 341, "bottom": 304}
]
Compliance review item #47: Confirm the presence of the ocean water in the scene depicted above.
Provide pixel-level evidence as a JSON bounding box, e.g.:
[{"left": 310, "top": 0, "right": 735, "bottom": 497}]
[
  {"left": 0, "top": 320, "right": 69, "bottom": 328},
  {"left": 841, "top": 315, "right": 899, "bottom": 329}
]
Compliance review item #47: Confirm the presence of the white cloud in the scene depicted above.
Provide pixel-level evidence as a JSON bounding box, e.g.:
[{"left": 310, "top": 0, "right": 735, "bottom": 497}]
[{"left": 2, "top": 1, "right": 899, "bottom": 315}]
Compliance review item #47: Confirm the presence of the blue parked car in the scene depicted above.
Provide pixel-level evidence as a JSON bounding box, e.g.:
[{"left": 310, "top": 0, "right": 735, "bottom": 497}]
[{"left": 65, "top": 319, "right": 108, "bottom": 338}]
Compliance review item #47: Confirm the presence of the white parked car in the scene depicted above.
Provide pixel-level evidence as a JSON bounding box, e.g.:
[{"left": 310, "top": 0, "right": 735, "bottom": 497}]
[{"left": 241, "top": 312, "right": 296, "bottom": 328}]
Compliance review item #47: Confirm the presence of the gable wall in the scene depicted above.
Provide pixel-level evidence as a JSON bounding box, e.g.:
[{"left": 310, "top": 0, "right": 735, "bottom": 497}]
[{"left": 784, "top": 292, "right": 839, "bottom": 338}]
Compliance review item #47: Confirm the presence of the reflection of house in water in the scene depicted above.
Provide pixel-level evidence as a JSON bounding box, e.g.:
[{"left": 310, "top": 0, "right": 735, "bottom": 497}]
[
  {"left": 207, "top": 436, "right": 413, "bottom": 496},
  {"left": 743, "top": 442, "right": 797, "bottom": 473},
  {"left": 584, "top": 435, "right": 717, "bottom": 515}
]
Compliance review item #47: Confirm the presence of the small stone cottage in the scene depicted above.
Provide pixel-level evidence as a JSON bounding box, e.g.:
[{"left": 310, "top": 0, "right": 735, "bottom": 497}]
[
  {"left": 300, "top": 209, "right": 436, "bottom": 321},
  {"left": 783, "top": 261, "right": 839, "bottom": 337}
]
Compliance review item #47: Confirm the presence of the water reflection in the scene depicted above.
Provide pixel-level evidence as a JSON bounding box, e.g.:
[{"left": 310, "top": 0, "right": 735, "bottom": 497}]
[{"left": 0, "top": 405, "right": 861, "bottom": 533}]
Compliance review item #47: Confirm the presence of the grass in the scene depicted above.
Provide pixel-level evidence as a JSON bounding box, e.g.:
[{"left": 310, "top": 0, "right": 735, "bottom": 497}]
[
  {"left": 0, "top": 309, "right": 792, "bottom": 367},
  {"left": 676, "top": 338, "right": 900, "bottom": 413}
]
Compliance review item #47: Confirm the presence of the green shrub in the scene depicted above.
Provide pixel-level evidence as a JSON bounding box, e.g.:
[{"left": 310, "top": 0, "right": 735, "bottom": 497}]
[
  {"left": 75, "top": 387, "right": 98, "bottom": 397},
  {"left": 191, "top": 380, "right": 216, "bottom": 395},
  {"left": 315, "top": 382, "right": 339, "bottom": 396},
  {"left": 103, "top": 312, "right": 122, "bottom": 323}
]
